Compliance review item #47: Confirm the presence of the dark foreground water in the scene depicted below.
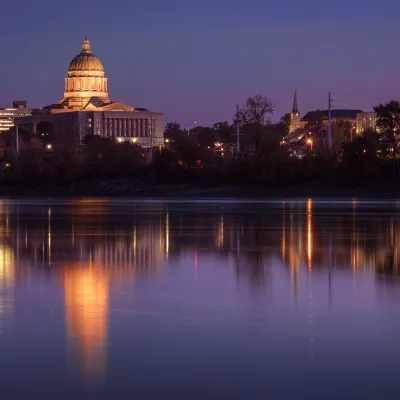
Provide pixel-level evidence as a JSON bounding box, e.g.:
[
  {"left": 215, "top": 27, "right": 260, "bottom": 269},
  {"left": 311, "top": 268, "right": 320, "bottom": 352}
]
[{"left": 1, "top": 198, "right": 400, "bottom": 399}]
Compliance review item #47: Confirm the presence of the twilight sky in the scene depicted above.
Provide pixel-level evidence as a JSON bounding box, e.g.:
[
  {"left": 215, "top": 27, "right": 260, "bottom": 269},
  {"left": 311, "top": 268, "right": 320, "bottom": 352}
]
[{"left": 0, "top": 0, "right": 399, "bottom": 126}]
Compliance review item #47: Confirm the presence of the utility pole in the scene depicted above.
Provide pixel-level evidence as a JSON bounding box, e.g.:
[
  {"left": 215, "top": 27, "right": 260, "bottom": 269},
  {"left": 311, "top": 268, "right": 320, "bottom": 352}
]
[
  {"left": 236, "top": 104, "right": 240, "bottom": 154},
  {"left": 328, "top": 92, "right": 333, "bottom": 150},
  {"left": 15, "top": 125, "right": 19, "bottom": 155},
  {"left": 149, "top": 117, "right": 155, "bottom": 162}
]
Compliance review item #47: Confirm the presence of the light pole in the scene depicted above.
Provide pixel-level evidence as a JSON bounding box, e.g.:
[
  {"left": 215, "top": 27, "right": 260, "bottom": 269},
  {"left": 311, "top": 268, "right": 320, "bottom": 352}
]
[
  {"left": 185, "top": 121, "right": 197, "bottom": 137},
  {"left": 15, "top": 125, "right": 19, "bottom": 155}
]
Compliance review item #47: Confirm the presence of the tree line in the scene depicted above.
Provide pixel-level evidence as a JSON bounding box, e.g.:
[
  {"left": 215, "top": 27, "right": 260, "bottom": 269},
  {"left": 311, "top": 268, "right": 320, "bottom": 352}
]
[{"left": 0, "top": 95, "right": 399, "bottom": 194}]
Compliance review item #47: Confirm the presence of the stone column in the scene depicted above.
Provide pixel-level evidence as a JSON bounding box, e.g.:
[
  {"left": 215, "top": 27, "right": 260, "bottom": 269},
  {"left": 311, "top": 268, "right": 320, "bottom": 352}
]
[
  {"left": 128, "top": 119, "right": 132, "bottom": 137},
  {"left": 110, "top": 119, "right": 114, "bottom": 138}
]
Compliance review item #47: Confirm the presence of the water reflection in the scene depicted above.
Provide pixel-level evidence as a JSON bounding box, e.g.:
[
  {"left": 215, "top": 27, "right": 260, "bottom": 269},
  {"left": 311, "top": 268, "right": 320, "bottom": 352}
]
[
  {"left": 6, "top": 199, "right": 400, "bottom": 282},
  {"left": 2, "top": 199, "right": 400, "bottom": 392},
  {"left": 0, "top": 244, "right": 14, "bottom": 336},
  {"left": 63, "top": 262, "right": 108, "bottom": 386}
]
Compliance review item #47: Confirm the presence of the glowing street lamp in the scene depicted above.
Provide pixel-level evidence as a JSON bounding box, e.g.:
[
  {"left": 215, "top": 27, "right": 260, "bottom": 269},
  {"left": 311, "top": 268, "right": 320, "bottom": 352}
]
[
  {"left": 185, "top": 121, "right": 197, "bottom": 136},
  {"left": 46, "top": 143, "right": 52, "bottom": 151}
]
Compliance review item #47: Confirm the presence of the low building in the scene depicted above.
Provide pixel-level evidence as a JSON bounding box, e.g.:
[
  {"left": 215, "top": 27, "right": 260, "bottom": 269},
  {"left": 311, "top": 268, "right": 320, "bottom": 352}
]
[
  {"left": 16, "top": 38, "right": 163, "bottom": 148},
  {"left": 0, "top": 101, "right": 31, "bottom": 133}
]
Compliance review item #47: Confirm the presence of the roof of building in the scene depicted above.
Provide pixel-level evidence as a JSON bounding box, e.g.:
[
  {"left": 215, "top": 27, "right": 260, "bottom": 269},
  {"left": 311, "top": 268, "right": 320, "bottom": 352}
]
[
  {"left": 302, "top": 109, "right": 362, "bottom": 121},
  {"left": 68, "top": 37, "right": 104, "bottom": 72},
  {"left": 284, "top": 128, "right": 309, "bottom": 142}
]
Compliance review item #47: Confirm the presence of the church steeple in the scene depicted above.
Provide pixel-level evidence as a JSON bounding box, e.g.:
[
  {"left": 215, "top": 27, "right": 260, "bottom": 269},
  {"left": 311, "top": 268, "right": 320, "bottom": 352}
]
[
  {"left": 289, "top": 87, "right": 301, "bottom": 133},
  {"left": 292, "top": 87, "right": 299, "bottom": 115}
]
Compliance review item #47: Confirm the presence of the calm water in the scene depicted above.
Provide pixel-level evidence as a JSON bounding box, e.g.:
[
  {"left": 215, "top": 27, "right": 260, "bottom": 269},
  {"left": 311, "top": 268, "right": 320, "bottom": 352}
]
[{"left": 1, "top": 199, "right": 400, "bottom": 398}]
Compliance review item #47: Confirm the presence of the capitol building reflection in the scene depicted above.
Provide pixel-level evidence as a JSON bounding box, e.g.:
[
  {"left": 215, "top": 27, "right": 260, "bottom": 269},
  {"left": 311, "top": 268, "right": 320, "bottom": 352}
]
[{"left": 2, "top": 199, "right": 400, "bottom": 383}]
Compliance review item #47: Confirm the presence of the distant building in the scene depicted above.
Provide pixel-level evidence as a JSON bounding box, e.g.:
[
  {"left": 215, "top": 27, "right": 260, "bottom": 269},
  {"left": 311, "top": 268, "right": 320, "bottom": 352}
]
[
  {"left": 356, "top": 112, "right": 378, "bottom": 134},
  {"left": 288, "top": 90, "right": 360, "bottom": 135},
  {"left": 16, "top": 37, "right": 163, "bottom": 147},
  {"left": 0, "top": 102, "right": 31, "bottom": 133},
  {"left": 301, "top": 109, "right": 361, "bottom": 134}
]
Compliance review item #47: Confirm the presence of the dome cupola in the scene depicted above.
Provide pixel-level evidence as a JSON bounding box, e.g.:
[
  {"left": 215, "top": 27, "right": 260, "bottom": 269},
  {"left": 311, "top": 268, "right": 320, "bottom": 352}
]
[
  {"left": 62, "top": 37, "right": 110, "bottom": 109},
  {"left": 68, "top": 37, "right": 104, "bottom": 73}
]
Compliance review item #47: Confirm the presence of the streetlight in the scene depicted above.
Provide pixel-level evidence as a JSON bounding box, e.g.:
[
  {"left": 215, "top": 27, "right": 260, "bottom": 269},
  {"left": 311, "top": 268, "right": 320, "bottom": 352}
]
[
  {"left": 185, "top": 121, "right": 197, "bottom": 137},
  {"left": 46, "top": 143, "right": 52, "bottom": 151},
  {"left": 306, "top": 138, "right": 313, "bottom": 151}
]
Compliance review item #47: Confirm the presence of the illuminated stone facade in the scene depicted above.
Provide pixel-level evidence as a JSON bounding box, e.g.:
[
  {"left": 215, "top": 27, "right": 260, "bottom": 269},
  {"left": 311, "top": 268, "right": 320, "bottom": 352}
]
[
  {"left": 356, "top": 112, "right": 378, "bottom": 134},
  {"left": 15, "top": 38, "right": 164, "bottom": 147}
]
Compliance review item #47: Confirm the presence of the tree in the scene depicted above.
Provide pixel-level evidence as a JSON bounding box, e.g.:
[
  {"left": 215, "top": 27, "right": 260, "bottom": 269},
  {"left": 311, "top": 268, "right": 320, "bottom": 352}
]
[
  {"left": 191, "top": 125, "right": 215, "bottom": 148},
  {"left": 279, "top": 113, "right": 291, "bottom": 135},
  {"left": 235, "top": 95, "right": 275, "bottom": 155},
  {"left": 340, "top": 135, "right": 378, "bottom": 181},
  {"left": 238, "top": 94, "right": 274, "bottom": 126},
  {"left": 374, "top": 100, "right": 400, "bottom": 176},
  {"left": 213, "top": 122, "right": 234, "bottom": 144},
  {"left": 332, "top": 119, "right": 352, "bottom": 150},
  {"left": 305, "top": 110, "right": 324, "bottom": 132},
  {"left": 164, "top": 122, "right": 182, "bottom": 140}
]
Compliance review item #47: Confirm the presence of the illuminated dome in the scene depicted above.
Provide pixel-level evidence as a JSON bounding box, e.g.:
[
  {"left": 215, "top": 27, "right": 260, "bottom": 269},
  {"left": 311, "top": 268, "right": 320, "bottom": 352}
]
[
  {"left": 61, "top": 37, "right": 110, "bottom": 109},
  {"left": 68, "top": 38, "right": 104, "bottom": 73}
]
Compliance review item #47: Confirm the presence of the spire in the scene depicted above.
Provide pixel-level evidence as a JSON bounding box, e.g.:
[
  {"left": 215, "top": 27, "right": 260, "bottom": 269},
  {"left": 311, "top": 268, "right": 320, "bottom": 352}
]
[
  {"left": 292, "top": 87, "right": 299, "bottom": 115},
  {"left": 82, "top": 36, "right": 91, "bottom": 53}
]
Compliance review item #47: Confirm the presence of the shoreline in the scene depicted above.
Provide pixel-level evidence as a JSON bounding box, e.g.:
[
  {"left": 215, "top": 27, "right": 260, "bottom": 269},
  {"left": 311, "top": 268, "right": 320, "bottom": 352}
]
[{"left": 0, "top": 179, "right": 400, "bottom": 199}]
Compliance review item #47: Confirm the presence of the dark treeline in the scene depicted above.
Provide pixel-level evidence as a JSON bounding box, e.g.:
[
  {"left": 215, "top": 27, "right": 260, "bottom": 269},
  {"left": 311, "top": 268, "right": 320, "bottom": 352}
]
[{"left": 1, "top": 95, "right": 400, "bottom": 195}]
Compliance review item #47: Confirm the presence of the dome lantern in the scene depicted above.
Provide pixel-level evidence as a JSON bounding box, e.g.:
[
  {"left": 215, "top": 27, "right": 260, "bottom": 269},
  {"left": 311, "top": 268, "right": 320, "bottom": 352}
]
[{"left": 82, "top": 36, "right": 91, "bottom": 53}]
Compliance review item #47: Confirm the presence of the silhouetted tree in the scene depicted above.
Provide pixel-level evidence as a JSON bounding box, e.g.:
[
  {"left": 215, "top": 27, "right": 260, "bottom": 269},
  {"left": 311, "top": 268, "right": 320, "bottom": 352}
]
[
  {"left": 238, "top": 94, "right": 274, "bottom": 126},
  {"left": 374, "top": 100, "right": 400, "bottom": 176},
  {"left": 279, "top": 113, "right": 291, "bottom": 135},
  {"left": 164, "top": 121, "right": 182, "bottom": 140}
]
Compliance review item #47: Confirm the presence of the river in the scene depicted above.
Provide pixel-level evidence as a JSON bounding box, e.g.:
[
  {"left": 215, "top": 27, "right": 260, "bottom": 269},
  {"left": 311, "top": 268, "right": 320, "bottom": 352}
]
[{"left": 0, "top": 198, "right": 400, "bottom": 399}]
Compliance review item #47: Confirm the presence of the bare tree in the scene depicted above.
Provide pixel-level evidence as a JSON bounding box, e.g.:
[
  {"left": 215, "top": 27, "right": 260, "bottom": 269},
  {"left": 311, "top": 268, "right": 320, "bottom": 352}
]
[{"left": 239, "top": 94, "right": 275, "bottom": 126}]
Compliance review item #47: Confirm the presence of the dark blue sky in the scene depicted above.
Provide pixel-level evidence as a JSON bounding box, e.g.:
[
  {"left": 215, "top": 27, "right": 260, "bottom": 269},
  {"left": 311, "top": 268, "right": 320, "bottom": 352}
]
[{"left": 0, "top": 0, "right": 398, "bottom": 125}]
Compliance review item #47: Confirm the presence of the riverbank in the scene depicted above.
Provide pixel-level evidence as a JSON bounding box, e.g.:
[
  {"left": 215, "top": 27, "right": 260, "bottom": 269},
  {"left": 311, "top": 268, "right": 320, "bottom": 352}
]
[{"left": 0, "top": 178, "right": 399, "bottom": 199}]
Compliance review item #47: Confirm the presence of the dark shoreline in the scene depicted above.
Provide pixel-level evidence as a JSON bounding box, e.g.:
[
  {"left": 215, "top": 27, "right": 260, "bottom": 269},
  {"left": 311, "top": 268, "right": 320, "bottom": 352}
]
[{"left": 0, "top": 179, "right": 399, "bottom": 199}]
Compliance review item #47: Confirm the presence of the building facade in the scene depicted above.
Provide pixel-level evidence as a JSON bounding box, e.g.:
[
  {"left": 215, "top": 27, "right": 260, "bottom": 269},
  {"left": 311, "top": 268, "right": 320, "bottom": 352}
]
[
  {"left": 0, "top": 101, "right": 31, "bottom": 133},
  {"left": 16, "top": 38, "right": 163, "bottom": 147},
  {"left": 300, "top": 109, "right": 360, "bottom": 133},
  {"left": 356, "top": 112, "right": 378, "bottom": 134}
]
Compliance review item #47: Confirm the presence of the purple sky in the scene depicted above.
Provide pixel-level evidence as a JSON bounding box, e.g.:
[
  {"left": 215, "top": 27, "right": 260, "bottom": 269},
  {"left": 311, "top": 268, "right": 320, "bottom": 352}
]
[{"left": 0, "top": 0, "right": 399, "bottom": 126}]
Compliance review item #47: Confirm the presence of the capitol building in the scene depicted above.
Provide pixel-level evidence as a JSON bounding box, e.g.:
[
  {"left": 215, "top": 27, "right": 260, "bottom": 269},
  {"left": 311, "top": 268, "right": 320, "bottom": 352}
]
[{"left": 16, "top": 37, "right": 163, "bottom": 147}]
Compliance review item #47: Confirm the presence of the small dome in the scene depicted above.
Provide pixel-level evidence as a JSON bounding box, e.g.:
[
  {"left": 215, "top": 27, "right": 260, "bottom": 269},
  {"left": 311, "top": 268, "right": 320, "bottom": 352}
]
[{"left": 68, "top": 37, "right": 104, "bottom": 72}]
